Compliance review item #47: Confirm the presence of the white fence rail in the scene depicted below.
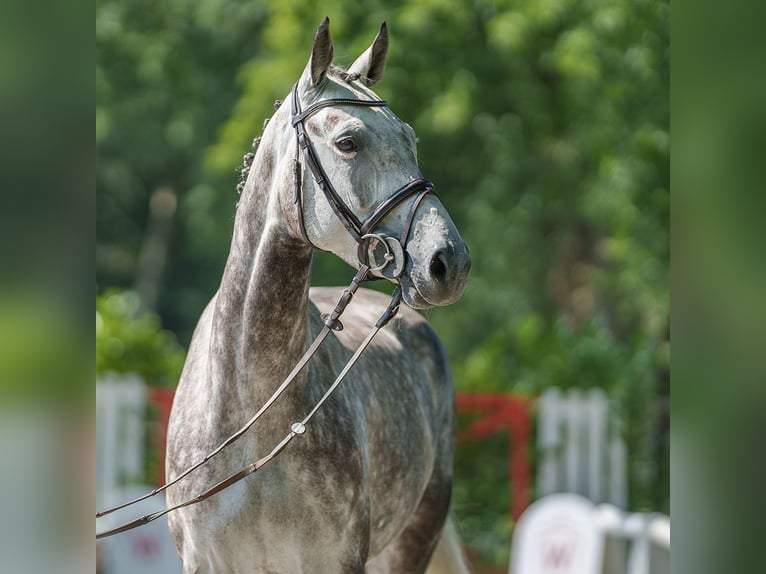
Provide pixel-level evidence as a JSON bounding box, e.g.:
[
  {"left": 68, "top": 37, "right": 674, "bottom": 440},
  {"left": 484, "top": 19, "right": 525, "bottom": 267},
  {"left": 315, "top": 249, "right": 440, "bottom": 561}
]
[
  {"left": 96, "top": 373, "right": 147, "bottom": 507},
  {"left": 96, "top": 375, "right": 181, "bottom": 574},
  {"left": 537, "top": 388, "right": 627, "bottom": 508},
  {"left": 509, "top": 493, "right": 670, "bottom": 574}
]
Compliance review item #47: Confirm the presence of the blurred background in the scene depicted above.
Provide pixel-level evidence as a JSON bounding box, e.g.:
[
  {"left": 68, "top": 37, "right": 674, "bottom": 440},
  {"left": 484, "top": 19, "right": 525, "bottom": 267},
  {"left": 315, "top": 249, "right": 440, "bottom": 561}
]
[{"left": 96, "top": 0, "right": 668, "bottom": 570}]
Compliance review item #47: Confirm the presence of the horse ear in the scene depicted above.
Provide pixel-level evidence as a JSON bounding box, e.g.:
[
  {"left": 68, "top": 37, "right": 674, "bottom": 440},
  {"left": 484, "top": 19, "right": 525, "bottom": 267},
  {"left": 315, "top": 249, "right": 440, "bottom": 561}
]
[
  {"left": 348, "top": 22, "right": 388, "bottom": 87},
  {"left": 305, "top": 17, "right": 334, "bottom": 87}
]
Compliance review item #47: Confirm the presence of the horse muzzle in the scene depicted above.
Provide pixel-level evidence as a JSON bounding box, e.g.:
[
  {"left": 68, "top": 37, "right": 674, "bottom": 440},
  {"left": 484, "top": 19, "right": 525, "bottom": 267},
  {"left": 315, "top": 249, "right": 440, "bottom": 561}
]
[{"left": 401, "top": 238, "right": 471, "bottom": 309}]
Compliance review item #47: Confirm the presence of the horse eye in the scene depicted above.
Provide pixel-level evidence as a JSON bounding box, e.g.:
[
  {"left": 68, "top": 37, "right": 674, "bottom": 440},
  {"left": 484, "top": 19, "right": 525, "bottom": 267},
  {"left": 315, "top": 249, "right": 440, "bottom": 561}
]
[{"left": 335, "top": 137, "right": 357, "bottom": 153}]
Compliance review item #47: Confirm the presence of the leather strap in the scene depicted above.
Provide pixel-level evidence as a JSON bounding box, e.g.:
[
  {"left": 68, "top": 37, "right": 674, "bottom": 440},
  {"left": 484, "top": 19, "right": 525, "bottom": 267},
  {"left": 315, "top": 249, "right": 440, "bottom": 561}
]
[
  {"left": 96, "top": 266, "right": 370, "bottom": 522},
  {"left": 359, "top": 179, "right": 433, "bottom": 237},
  {"left": 291, "top": 86, "right": 435, "bottom": 258},
  {"left": 292, "top": 97, "right": 388, "bottom": 127},
  {"left": 97, "top": 86, "right": 436, "bottom": 538},
  {"left": 400, "top": 187, "right": 433, "bottom": 248},
  {"left": 96, "top": 284, "right": 402, "bottom": 540},
  {"left": 293, "top": 88, "right": 388, "bottom": 241},
  {"left": 96, "top": 433, "right": 294, "bottom": 539}
]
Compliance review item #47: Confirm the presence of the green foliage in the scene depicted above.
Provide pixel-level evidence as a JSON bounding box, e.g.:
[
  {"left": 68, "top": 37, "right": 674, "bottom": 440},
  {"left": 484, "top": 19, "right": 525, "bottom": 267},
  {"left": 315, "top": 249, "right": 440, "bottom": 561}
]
[
  {"left": 97, "top": 0, "right": 270, "bottom": 338},
  {"left": 454, "top": 431, "right": 513, "bottom": 566},
  {"left": 96, "top": 290, "right": 185, "bottom": 387}
]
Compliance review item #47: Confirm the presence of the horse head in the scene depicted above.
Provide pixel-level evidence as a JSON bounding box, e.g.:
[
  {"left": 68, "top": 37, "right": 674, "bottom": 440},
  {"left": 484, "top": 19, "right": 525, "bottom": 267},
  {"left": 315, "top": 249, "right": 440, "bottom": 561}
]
[{"left": 286, "top": 18, "right": 471, "bottom": 309}]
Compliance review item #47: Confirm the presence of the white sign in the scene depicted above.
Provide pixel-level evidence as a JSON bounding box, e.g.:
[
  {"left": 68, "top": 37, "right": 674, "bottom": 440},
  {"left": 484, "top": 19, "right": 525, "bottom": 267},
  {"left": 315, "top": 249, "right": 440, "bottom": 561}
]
[{"left": 509, "top": 494, "right": 603, "bottom": 574}]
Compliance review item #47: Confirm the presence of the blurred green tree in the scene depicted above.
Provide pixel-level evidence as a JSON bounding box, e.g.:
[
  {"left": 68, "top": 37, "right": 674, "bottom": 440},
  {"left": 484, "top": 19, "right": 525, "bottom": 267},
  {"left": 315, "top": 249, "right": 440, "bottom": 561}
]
[
  {"left": 97, "top": 0, "right": 270, "bottom": 337},
  {"left": 96, "top": 289, "right": 185, "bottom": 387}
]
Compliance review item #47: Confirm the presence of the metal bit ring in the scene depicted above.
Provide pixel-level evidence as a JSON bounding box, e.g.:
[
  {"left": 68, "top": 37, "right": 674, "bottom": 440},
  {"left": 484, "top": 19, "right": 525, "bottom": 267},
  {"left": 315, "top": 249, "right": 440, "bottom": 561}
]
[{"left": 361, "top": 233, "right": 394, "bottom": 272}]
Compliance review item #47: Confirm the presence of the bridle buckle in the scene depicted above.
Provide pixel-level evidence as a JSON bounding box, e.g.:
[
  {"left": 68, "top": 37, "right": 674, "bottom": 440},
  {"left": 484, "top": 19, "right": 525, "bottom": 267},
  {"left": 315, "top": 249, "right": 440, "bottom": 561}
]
[{"left": 362, "top": 233, "right": 405, "bottom": 281}]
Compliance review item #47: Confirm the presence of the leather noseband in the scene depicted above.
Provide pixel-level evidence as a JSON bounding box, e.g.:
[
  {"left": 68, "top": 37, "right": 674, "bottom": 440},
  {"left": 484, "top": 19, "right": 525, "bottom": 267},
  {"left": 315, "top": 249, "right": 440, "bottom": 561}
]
[{"left": 291, "top": 85, "right": 434, "bottom": 278}]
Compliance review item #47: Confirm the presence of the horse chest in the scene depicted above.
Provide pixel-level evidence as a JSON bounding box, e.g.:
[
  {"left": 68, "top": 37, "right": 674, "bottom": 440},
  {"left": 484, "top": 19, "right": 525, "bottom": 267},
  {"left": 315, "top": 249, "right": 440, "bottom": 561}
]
[{"left": 214, "top": 367, "right": 433, "bottom": 551}]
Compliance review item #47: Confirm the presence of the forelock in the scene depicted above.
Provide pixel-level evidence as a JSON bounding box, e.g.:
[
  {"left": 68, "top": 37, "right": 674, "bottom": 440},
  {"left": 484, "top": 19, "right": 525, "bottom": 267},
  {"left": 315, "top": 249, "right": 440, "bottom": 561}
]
[{"left": 328, "top": 65, "right": 361, "bottom": 84}]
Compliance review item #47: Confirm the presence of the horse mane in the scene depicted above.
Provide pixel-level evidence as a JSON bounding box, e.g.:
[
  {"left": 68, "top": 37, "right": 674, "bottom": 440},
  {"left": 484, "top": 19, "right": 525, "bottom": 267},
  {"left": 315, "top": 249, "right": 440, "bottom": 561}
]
[
  {"left": 235, "top": 66, "right": 361, "bottom": 196},
  {"left": 328, "top": 64, "right": 362, "bottom": 84}
]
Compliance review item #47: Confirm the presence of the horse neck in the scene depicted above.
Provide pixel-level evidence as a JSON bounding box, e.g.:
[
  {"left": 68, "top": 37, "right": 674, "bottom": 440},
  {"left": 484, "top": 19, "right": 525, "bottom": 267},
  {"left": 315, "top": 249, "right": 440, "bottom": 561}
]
[{"left": 211, "top": 119, "right": 313, "bottom": 407}]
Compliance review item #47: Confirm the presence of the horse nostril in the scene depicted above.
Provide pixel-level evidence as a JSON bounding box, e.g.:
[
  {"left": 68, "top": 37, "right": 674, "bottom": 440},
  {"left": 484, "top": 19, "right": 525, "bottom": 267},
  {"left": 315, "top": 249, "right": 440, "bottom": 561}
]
[{"left": 429, "top": 249, "right": 449, "bottom": 283}]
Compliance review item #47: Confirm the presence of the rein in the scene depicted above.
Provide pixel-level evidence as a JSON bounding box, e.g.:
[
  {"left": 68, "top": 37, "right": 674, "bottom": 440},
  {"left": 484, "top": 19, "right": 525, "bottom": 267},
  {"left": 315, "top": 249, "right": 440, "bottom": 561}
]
[
  {"left": 96, "top": 84, "right": 433, "bottom": 539},
  {"left": 97, "top": 274, "right": 401, "bottom": 539}
]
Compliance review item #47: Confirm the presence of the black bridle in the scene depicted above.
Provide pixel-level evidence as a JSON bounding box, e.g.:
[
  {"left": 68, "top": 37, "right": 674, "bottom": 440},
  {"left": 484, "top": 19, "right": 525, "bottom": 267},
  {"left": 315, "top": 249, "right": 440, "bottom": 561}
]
[
  {"left": 291, "top": 84, "right": 434, "bottom": 278},
  {"left": 96, "top": 85, "right": 437, "bottom": 539}
]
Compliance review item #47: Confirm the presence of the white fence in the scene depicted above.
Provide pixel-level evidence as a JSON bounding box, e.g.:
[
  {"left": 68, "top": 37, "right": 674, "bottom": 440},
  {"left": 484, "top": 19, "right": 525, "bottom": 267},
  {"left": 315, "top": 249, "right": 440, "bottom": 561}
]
[
  {"left": 96, "top": 380, "right": 659, "bottom": 573},
  {"left": 537, "top": 388, "right": 627, "bottom": 508},
  {"left": 509, "top": 493, "right": 670, "bottom": 574},
  {"left": 517, "top": 389, "right": 668, "bottom": 574},
  {"left": 96, "top": 373, "right": 147, "bottom": 507},
  {"left": 96, "top": 375, "right": 181, "bottom": 574}
]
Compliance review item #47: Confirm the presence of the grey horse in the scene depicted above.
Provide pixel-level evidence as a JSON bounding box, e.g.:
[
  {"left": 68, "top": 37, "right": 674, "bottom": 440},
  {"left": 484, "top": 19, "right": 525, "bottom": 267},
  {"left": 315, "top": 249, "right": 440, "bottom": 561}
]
[{"left": 166, "top": 19, "right": 471, "bottom": 573}]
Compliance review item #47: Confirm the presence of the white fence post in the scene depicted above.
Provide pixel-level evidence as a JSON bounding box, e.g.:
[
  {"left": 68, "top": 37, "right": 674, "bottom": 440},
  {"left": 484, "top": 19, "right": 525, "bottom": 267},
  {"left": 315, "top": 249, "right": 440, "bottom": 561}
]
[
  {"left": 586, "top": 389, "right": 607, "bottom": 503},
  {"left": 536, "top": 388, "right": 627, "bottom": 507},
  {"left": 96, "top": 374, "right": 182, "bottom": 574},
  {"left": 96, "top": 373, "right": 147, "bottom": 506},
  {"left": 537, "top": 387, "right": 561, "bottom": 497},
  {"left": 564, "top": 389, "right": 582, "bottom": 494},
  {"left": 510, "top": 495, "right": 670, "bottom": 574},
  {"left": 608, "top": 418, "right": 628, "bottom": 509},
  {"left": 594, "top": 504, "right": 670, "bottom": 574}
]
